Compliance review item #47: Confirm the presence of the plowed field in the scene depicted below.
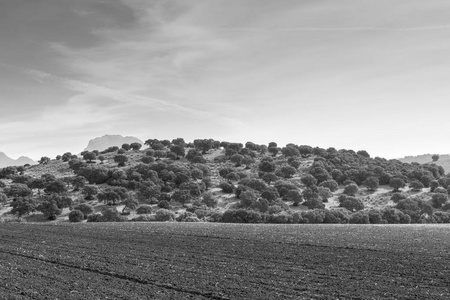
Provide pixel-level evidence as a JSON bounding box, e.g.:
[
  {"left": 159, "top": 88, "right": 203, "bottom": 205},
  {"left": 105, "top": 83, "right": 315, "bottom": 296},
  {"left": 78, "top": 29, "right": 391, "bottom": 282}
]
[{"left": 1, "top": 223, "right": 450, "bottom": 299}]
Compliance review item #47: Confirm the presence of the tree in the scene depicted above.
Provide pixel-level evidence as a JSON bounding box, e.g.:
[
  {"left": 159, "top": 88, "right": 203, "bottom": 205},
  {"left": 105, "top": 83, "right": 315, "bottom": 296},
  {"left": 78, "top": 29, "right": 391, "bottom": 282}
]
[
  {"left": 278, "top": 165, "right": 297, "bottom": 178},
  {"left": 7, "top": 183, "right": 32, "bottom": 198},
  {"left": 130, "top": 142, "right": 142, "bottom": 151},
  {"left": 230, "top": 154, "right": 244, "bottom": 167},
  {"left": 10, "top": 197, "right": 36, "bottom": 216},
  {"left": 298, "top": 145, "right": 313, "bottom": 157},
  {"left": 340, "top": 197, "right": 364, "bottom": 212},
  {"left": 44, "top": 180, "right": 67, "bottom": 194},
  {"left": 258, "top": 161, "right": 276, "bottom": 173},
  {"left": 202, "top": 192, "right": 218, "bottom": 208},
  {"left": 0, "top": 192, "right": 7, "bottom": 204},
  {"left": 363, "top": 177, "right": 379, "bottom": 191},
  {"left": 121, "top": 143, "right": 131, "bottom": 151},
  {"left": 98, "top": 190, "right": 121, "bottom": 205},
  {"left": 409, "top": 180, "right": 424, "bottom": 192},
  {"left": 82, "top": 185, "right": 98, "bottom": 200},
  {"left": 317, "top": 186, "right": 333, "bottom": 201},
  {"left": 83, "top": 152, "right": 97, "bottom": 163},
  {"left": 72, "top": 176, "right": 87, "bottom": 191},
  {"left": 73, "top": 203, "right": 94, "bottom": 218},
  {"left": 61, "top": 152, "right": 73, "bottom": 162},
  {"left": 171, "top": 189, "right": 192, "bottom": 204},
  {"left": 114, "top": 155, "right": 128, "bottom": 166},
  {"left": 39, "top": 157, "right": 50, "bottom": 165},
  {"left": 389, "top": 178, "right": 406, "bottom": 192},
  {"left": 69, "top": 210, "right": 84, "bottom": 222},
  {"left": 268, "top": 147, "right": 279, "bottom": 157},
  {"left": 343, "top": 183, "right": 359, "bottom": 196},
  {"left": 240, "top": 190, "right": 258, "bottom": 208},
  {"left": 285, "top": 189, "right": 303, "bottom": 206},
  {"left": 319, "top": 179, "right": 339, "bottom": 192},
  {"left": 432, "top": 193, "right": 448, "bottom": 208},
  {"left": 432, "top": 154, "right": 440, "bottom": 162},
  {"left": 170, "top": 145, "right": 185, "bottom": 158},
  {"left": 357, "top": 150, "right": 370, "bottom": 158},
  {"left": 261, "top": 173, "right": 278, "bottom": 184},
  {"left": 281, "top": 146, "right": 300, "bottom": 158},
  {"left": 301, "top": 175, "right": 318, "bottom": 187}
]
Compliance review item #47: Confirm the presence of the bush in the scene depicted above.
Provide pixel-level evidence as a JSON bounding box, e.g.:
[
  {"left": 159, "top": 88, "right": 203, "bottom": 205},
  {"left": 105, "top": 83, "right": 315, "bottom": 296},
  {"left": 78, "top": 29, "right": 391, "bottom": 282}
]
[
  {"left": 343, "top": 184, "right": 359, "bottom": 196},
  {"left": 267, "top": 211, "right": 293, "bottom": 223},
  {"left": 69, "top": 210, "right": 84, "bottom": 222},
  {"left": 171, "top": 189, "right": 191, "bottom": 204},
  {"left": 391, "top": 192, "right": 407, "bottom": 203},
  {"left": 349, "top": 211, "right": 370, "bottom": 224},
  {"left": 155, "top": 209, "right": 175, "bottom": 221},
  {"left": 432, "top": 193, "right": 448, "bottom": 208},
  {"left": 136, "top": 205, "right": 153, "bottom": 214},
  {"left": 221, "top": 209, "right": 262, "bottom": 223},
  {"left": 201, "top": 192, "right": 218, "bottom": 208},
  {"left": 362, "top": 177, "right": 379, "bottom": 191},
  {"left": 87, "top": 213, "right": 102, "bottom": 222},
  {"left": 219, "top": 182, "right": 234, "bottom": 193},
  {"left": 382, "top": 208, "right": 411, "bottom": 224},
  {"left": 318, "top": 179, "right": 339, "bottom": 192},
  {"left": 98, "top": 208, "right": 127, "bottom": 222},
  {"left": 409, "top": 180, "right": 424, "bottom": 192},
  {"left": 340, "top": 197, "right": 364, "bottom": 212},
  {"left": 73, "top": 203, "right": 94, "bottom": 218}
]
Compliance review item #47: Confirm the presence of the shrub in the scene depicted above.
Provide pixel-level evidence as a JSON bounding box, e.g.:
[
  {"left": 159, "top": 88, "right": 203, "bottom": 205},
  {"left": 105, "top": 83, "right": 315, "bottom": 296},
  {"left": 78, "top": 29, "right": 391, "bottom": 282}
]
[
  {"left": 69, "top": 210, "right": 84, "bottom": 222},
  {"left": 135, "top": 205, "right": 152, "bottom": 215},
  {"left": 267, "top": 211, "right": 293, "bottom": 223},
  {"left": 318, "top": 179, "right": 339, "bottom": 192},
  {"left": 362, "top": 177, "right": 379, "bottom": 191},
  {"left": 390, "top": 178, "right": 405, "bottom": 192},
  {"left": 259, "top": 187, "right": 278, "bottom": 202},
  {"left": 87, "top": 213, "right": 102, "bottom": 222},
  {"left": 349, "top": 211, "right": 370, "bottom": 224},
  {"left": 98, "top": 208, "right": 127, "bottom": 222},
  {"left": 391, "top": 192, "right": 407, "bottom": 203},
  {"left": 382, "top": 208, "right": 411, "bottom": 224},
  {"left": 219, "top": 182, "right": 234, "bottom": 193},
  {"left": 10, "top": 197, "right": 36, "bottom": 216},
  {"left": 155, "top": 209, "right": 175, "bottom": 221},
  {"left": 368, "top": 209, "right": 386, "bottom": 224},
  {"left": 246, "top": 179, "right": 267, "bottom": 192},
  {"left": 343, "top": 183, "right": 359, "bottom": 196},
  {"left": 240, "top": 190, "right": 258, "bottom": 208},
  {"left": 432, "top": 193, "right": 448, "bottom": 208},
  {"left": 285, "top": 189, "right": 302, "bottom": 205},
  {"left": 409, "top": 180, "right": 424, "bottom": 192},
  {"left": 171, "top": 189, "right": 191, "bottom": 204},
  {"left": 73, "top": 203, "right": 94, "bottom": 218},
  {"left": 340, "top": 197, "right": 364, "bottom": 212},
  {"left": 303, "top": 197, "right": 325, "bottom": 210},
  {"left": 221, "top": 209, "right": 262, "bottom": 223},
  {"left": 201, "top": 192, "right": 218, "bottom": 208}
]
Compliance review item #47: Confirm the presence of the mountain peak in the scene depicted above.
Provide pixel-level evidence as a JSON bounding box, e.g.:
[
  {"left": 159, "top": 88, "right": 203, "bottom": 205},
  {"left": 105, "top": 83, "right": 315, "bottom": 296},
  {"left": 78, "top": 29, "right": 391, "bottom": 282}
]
[{"left": 84, "top": 134, "right": 144, "bottom": 152}]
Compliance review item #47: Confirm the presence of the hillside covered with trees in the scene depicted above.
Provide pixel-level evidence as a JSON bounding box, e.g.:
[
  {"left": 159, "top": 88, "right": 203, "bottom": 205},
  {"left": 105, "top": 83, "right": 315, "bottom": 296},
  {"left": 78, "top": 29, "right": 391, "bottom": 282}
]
[{"left": 1, "top": 138, "right": 450, "bottom": 225}]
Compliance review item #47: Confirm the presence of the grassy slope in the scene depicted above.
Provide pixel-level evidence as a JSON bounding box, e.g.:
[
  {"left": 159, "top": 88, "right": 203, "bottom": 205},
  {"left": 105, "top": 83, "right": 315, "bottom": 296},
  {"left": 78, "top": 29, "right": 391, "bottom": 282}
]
[{"left": 0, "top": 148, "right": 436, "bottom": 223}]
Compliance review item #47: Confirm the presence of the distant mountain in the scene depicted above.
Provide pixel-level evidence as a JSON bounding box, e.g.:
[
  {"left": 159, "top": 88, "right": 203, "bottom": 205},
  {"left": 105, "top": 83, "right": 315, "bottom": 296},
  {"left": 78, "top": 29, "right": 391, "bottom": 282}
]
[
  {"left": 84, "top": 134, "right": 144, "bottom": 152},
  {"left": 0, "top": 152, "right": 37, "bottom": 168},
  {"left": 398, "top": 154, "right": 450, "bottom": 173}
]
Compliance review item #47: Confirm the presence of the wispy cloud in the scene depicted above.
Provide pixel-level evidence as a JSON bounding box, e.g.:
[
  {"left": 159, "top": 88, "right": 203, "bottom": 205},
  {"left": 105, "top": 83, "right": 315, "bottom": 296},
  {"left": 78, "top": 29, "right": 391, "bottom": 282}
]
[{"left": 221, "top": 25, "right": 450, "bottom": 32}]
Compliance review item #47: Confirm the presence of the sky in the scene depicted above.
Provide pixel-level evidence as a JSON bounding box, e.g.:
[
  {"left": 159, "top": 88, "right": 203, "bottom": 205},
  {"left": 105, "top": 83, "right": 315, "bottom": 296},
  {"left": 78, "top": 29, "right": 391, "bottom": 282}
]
[{"left": 1, "top": 0, "right": 450, "bottom": 160}]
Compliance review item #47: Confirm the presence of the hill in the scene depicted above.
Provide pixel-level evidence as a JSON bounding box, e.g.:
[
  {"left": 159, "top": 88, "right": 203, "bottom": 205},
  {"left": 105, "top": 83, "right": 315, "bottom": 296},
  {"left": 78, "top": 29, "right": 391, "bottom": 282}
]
[
  {"left": 1, "top": 138, "right": 450, "bottom": 225},
  {"left": 398, "top": 154, "right": 450, "bottom": 173},
  {"left": 84, "top": 134, "right": 144, "bottom": 152},
  {"left": 0, "top": 152, "right": 36, "bottom": 168}
]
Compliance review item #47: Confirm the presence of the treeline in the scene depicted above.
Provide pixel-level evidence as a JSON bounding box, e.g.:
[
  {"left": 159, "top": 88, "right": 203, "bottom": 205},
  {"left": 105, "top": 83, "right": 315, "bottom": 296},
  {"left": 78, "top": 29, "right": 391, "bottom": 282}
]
[{"left": 1, "top": 137, "right": 449, "bottom": 224}]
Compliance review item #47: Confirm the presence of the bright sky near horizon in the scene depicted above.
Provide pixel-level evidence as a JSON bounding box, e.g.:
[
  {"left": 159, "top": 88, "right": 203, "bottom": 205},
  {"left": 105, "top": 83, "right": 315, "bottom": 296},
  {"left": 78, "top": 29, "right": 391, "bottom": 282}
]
[{"left": 1, "top": 0, "right": 449, "bottom": 160}]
